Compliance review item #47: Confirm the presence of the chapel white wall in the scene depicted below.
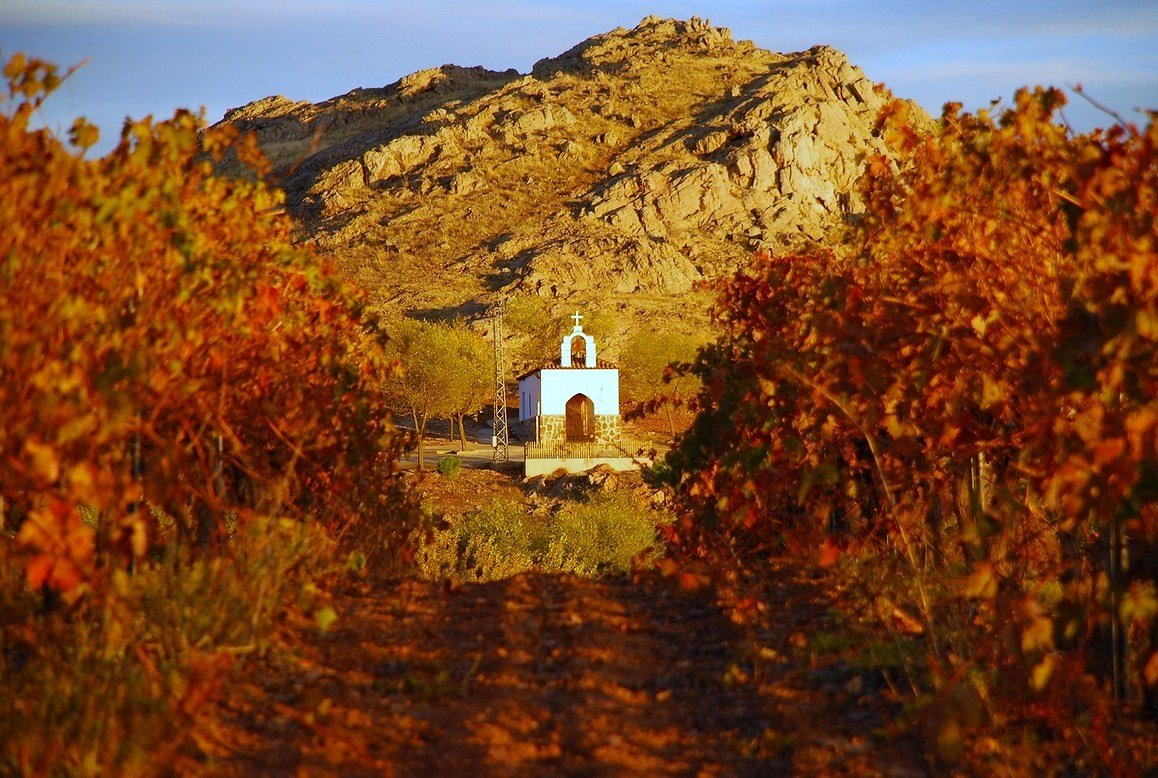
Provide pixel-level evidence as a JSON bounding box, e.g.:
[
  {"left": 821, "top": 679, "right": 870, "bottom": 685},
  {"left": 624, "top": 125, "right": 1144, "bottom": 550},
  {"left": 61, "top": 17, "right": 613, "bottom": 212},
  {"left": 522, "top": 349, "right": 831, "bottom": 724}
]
[
  {"left": 539, "top": 369, "right": 619, "bottom": 415},
  {"left": 518, "top": 373, "right": 541, "bottom": 422}
]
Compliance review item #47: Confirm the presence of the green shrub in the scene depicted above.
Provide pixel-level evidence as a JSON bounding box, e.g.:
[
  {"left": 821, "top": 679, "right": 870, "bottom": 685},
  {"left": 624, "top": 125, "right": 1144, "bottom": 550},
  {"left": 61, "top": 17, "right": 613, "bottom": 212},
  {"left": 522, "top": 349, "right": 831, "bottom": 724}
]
[
  {"left": 641, "top": 457, "right": 677, "bottom": 489},
  {"left": 437, "top": 455, "right": 462, "bottom": 479},
  {"left": 416, "top": 499, "right": 537, "bottom": 581},
  {"left": 414, "top": 491, "right": 670, "bottom": 582},
  {"left": 541, "top": 492, "right": 666, "bottom": 576}
]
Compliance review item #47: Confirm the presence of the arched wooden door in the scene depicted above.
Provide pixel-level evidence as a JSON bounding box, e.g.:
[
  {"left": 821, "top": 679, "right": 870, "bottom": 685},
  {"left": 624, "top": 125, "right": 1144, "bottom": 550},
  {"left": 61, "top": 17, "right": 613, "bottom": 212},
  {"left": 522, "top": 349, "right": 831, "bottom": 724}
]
[{"left": 565, "top": 393, "right": 595, "bottom": 441}]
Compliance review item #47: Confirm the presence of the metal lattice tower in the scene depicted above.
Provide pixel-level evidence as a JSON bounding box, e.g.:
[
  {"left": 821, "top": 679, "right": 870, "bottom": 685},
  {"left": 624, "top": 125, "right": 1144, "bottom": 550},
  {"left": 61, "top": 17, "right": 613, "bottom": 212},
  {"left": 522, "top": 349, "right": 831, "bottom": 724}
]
[{"left": 491, "top": 301, "right": 509, "bottom": 463}]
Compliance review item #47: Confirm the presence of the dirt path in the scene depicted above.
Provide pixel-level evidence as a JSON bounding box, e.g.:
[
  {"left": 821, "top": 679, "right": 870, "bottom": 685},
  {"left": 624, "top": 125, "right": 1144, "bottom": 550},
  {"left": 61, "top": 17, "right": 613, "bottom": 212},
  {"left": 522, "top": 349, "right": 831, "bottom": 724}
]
[{"left": 197, "top": 562, "right": 927, "bottom": 776}]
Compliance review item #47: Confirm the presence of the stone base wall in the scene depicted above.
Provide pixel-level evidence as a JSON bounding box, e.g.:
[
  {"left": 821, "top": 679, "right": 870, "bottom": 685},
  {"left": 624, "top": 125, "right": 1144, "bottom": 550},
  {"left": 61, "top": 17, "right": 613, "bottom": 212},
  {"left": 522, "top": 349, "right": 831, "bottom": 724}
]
[
  {"left": 594, "top": 415, "right": 620, "bottom": 445},
  {"left": 531, "top": 414, "right": 621, "bottom": 445},
  {"left": 537, "top": 415, "right": 566, "bottom": 444}
]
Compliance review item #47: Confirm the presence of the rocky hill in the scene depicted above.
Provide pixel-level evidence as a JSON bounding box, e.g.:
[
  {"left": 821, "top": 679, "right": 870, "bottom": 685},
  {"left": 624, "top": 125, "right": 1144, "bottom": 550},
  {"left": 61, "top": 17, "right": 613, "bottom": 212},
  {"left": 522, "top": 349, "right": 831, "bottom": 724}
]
[{"left": 216, "top": 16, "right": 927, "bottom": 350}]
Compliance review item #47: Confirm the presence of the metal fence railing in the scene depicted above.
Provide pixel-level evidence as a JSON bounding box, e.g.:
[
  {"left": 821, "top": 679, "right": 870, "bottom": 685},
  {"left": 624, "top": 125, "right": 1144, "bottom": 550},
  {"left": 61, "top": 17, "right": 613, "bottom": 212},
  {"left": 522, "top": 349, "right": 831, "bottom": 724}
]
[{"left": 523, "top": 439, "right": 648, "bottom": 460}]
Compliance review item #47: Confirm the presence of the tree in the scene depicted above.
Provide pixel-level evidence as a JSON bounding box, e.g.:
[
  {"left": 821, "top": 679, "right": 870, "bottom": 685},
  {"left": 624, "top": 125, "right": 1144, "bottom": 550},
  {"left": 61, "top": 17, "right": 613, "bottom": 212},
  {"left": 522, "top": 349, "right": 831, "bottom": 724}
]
[
  {"left": 503, "top": 295, "right": 558, "bottom": 369},
  {"left": 503, "top": 294, "right": 619, "bottom": 368},
  {"left": 384, "top": 320, "right": 489, "bottom": 466},
  {"left": 444, "top": 323, "right": 492, "bottom": 449},
  {"left": 385, "top": 320, "right": 449, "bottom": 470},
  {"left": 619, "top": 329, "right": 706, "bottom": 436}
]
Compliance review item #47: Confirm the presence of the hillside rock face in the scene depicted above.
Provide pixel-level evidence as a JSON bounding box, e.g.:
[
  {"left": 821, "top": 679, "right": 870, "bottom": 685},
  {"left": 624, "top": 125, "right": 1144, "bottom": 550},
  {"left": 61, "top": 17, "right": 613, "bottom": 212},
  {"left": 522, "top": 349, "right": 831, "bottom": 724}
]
[{"left": 216, "top": 16, "right": 926, "bottom": 343}]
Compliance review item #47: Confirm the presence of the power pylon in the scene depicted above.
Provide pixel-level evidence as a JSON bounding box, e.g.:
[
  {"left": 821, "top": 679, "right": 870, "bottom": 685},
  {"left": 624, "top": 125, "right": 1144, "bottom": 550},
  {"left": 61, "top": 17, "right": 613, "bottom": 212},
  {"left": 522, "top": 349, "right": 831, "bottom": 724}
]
[{"left": 491, "top": 300, "right": 509, "bottom": 463}]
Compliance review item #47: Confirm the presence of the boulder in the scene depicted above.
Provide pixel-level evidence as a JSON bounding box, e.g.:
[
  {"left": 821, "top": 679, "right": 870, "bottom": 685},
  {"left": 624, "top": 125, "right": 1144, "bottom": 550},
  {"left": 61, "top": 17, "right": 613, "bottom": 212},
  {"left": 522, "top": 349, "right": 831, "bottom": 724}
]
[{"left": 585, "top": 465, "right": 619, "bottom": 491}]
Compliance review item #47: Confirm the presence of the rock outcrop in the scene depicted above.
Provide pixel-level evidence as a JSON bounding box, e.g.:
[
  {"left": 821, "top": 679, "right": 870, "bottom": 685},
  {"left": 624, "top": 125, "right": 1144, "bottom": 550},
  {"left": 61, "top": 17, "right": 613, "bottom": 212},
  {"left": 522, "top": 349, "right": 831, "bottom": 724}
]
[{"left": 214, "top": 16, "right": 928, "bottom": 345}]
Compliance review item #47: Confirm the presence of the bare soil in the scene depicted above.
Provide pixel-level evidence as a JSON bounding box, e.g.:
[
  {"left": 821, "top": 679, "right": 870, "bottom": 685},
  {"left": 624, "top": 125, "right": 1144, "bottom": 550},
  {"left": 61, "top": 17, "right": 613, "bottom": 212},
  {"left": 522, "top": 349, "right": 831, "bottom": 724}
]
[
  {"left": 405, "top": 466, "right": 527, "bottom": 517},
  {"left": 194, "top": 560, "right": 927, "bottom": 776}
]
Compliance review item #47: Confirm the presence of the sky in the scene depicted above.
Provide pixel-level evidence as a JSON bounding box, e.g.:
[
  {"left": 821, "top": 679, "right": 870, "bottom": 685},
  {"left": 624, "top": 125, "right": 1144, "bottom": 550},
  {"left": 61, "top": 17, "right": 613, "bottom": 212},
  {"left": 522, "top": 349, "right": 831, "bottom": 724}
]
[{"left": 2, "top": 0, "right": 1156, "bottom": 156}]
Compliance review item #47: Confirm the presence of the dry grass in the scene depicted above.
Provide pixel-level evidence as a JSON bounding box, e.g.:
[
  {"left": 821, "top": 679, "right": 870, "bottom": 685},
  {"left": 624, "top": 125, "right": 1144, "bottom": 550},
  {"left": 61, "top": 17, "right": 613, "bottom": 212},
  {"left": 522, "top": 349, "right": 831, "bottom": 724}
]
[{"left": 0, "top": 518, "right": 343, "bottom": 776}]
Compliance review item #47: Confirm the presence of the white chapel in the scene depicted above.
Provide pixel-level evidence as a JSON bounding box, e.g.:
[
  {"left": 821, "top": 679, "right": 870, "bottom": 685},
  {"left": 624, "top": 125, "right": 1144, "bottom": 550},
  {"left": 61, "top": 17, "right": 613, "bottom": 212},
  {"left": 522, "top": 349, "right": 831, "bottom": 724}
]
[{"left": 516, "top": 312, "right": 621, "bottom": 445}]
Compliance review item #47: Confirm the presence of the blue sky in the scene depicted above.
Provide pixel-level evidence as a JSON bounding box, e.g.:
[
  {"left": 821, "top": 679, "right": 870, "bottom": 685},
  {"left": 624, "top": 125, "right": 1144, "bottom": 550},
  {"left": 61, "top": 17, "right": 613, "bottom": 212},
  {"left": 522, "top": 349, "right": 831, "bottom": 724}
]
[{"left": 2, "top": 1, "right": 1156, "bottom": 156}]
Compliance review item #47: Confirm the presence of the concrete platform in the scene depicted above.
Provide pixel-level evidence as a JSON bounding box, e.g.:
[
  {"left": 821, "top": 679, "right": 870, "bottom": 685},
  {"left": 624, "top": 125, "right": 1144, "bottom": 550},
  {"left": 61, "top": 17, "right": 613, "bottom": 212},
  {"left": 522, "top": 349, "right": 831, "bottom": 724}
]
[{"left": 523, "top": 456, "right": 639, "bottom": 478}]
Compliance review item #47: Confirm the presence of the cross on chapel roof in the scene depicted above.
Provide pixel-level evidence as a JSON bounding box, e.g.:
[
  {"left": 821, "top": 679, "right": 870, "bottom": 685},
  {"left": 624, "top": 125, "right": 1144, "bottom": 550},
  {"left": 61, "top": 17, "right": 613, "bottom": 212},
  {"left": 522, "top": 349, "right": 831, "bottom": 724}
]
[{"left": 560, "top": 310, "right": 596, "bottom": 368}]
